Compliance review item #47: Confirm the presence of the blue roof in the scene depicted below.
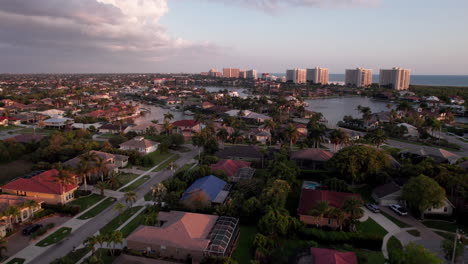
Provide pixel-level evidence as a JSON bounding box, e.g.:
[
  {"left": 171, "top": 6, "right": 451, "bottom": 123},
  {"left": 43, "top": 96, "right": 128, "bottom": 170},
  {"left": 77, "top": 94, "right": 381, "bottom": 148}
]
[{"left": 181, "top": 175, "right": 226, "bottom": 201}]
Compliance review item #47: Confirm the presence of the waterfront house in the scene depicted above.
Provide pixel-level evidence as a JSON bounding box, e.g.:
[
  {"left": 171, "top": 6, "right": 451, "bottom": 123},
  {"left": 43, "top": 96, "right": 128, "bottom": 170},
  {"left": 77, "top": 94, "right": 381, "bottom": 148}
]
[
  {"left": 127, "top": 123, "right": 162, "bottom": 135},
  {"left": 126, "top": 211, "right": 239, "bottom": 263},
  {"left": 98, "top": 123, "right": 131, "bottom": 134},
  {"left": 180, "top": 175, "right": 229, "bottom": 209},
  {"left": 298, "top": 189, "right": 361, "bottom": 228},
  {"left": 119, "top": 136, "right": 159, "bottom": 154},
  {"left": 172, "top": 120, "right": 201, "bottom": 138},
  {"left": 1, "top": 169, "right": 79, "bottom": 205}
]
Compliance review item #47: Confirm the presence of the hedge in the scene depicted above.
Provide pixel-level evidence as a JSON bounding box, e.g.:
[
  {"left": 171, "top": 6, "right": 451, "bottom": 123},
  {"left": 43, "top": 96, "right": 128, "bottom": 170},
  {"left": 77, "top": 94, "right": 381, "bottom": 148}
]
[
  {"left": 298, "top": 227, "right": 383, "bottom": 251},
  {"left": 42, "top": 204, "right": 81, "bottom": 215}
]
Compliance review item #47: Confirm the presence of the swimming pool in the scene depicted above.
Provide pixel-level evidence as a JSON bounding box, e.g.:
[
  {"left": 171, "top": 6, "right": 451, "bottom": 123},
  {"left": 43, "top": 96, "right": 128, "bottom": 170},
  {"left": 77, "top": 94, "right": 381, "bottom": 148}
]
[{"left": 302, "top": 181, "right": 322, "bottom": 190}]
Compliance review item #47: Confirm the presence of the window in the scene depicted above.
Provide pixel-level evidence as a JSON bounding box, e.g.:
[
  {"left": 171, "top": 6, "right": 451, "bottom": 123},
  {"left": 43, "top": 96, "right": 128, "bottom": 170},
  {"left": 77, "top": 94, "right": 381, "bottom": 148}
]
[
  {"left": 160, "top": 245, "right": 166, "bottom": 250},
  {"left": 444, "top": 207, "right": 448, "bottom": 212}
]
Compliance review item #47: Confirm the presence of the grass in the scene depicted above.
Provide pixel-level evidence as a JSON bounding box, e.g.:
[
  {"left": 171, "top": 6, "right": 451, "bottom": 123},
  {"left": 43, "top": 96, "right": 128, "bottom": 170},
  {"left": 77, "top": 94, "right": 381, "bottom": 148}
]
[
  {"left": 112, "top": 173, "right": 139, "bottom": 190},
  {"left": 144, "top": 190, "right": 152, "bottom": 201},
  {"left": 422, "top": 220, "right": 468, "bottom": 233},
  {"left": 14, "top": 128, "right": 54, "bottom": 135},
  {"left": 78, "top": 197, "right": 116, "bottom": 220},
  {"left": 119, "top": 210, "right": 146, "bottom": 237},
  {"left": 355, "top": 249, "right": 386, "bottom": 264},
  {"left": 5, "top": 258, "right": 25, "bottom": 264},
  {"left": 357, "top": 218, "right": 388, "bottom": 237},
  {"left": 100, "top": 206, "right": 143, "bottom": 235},
  {"left": 0, "top": 125, "right": 20, "bottom": 131},
  {"left": 83, "top": 249, "right": 118, "bottom": 264},
  {"left": 152, "top": 154, "right": 180, "bottom": 172},
  {"left": 232, "top": 226, "right": 258, "bottom": 264},
  {"left": 381, "top": 211, "right": 412, "bottom": 228},
  {"left": 141, "top": 150, "right": 173, "bottom": 169},
  {"left": 68, "top": 194, "right": 104, "bottom": 211},
  {"left": 406, "top": 229, "right": 421, "bottom": 237},
  {"left": 36, "top": 227, "right": 72, "bottom": 247},
  {"left": 120, "top": 175, "right": 150, "bottom": 192},
  {"left": 435, "top": 231, "right": 455, "bottom": 240},
  {"left": 0, "top": 160, "right": 34, "bottom": 185},
  {"left": 61, "top": 247, "right": 91, "bottom": 263},
  {"left": 387, "top": 236, "right": 403, "bottom": 253}
]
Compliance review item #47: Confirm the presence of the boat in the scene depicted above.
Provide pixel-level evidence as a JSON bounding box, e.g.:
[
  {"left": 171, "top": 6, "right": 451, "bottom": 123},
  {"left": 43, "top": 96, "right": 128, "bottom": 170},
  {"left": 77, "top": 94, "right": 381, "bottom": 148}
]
[{"left": 184, "top": 110, "right": 194, "bottom": 116}]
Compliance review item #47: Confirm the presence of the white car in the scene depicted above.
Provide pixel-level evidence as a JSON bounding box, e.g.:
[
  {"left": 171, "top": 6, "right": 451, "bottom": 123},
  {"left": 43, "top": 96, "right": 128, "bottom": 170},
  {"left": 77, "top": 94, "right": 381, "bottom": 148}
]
[{"left": 389, "top": 204, "right": 408, "bottom": 216}]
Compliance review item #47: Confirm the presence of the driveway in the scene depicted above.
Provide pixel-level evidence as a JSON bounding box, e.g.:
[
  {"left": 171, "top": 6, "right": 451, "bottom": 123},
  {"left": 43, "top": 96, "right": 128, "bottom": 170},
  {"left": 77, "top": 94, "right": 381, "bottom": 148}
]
[{"left": 4, "top": 215, "right": 71, "bottom": 258}]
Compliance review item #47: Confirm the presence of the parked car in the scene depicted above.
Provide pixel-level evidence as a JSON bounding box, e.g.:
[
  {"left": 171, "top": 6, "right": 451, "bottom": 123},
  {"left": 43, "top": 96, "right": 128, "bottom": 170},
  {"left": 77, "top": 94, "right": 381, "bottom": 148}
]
[
  {"left": 389, "top": 204, "right": 408, "bottom": 216},
  {"left": 22, "top": 224, "right": 43, "bottom": 236},
  {"left": 365, "top": 203, "right": 380, "bottom": 213}
]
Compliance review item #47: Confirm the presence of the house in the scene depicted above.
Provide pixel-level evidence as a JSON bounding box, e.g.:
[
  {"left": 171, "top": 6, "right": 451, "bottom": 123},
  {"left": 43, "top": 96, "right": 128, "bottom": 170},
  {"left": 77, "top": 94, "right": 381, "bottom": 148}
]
[
  {"left": 126, "top": 211, "right": 239, "bottom": 263},
  {"left": 119, "top": 136, "right": 159, "bottom": 154},
  {"left": 210, "top": 160, "right": 255, "bottom": 182},
  {"left": 43, "top": 117, "right": 74, "bottom": 128},
  {"left": 298, "top": 189, "right": 361, "bottom": 228},
  {"left": 0, "top": 195, "right": 43, "bottom": 238},
  {"left": 127, "top": 123, "right": 162, "bottom": 135},
  {"left": 98, "top": 123, "right": 130, "bottom": 134},
  {"left": 372, "top": 182, "right": 403, "bottom": 206},
  {"left": 248, "top": 129, "right": 271, "bottom": 144},
  {"left": 172, "top": 120, "right": 201, "bottom": 138},
  {"left": 305, "top": 248, "right": 358, "bottom": 264},
  {"left": 215, "top": 145, "right": 263, "bottom": 161},
  {"left": 397, "top": 123, "right": 419, "bottom": 138},
  {"left": 291, "top": 149, "right": 333, "bottom": 170},
  {"left": 224, "top": 110, "right": 272, "bottom": 123},
  {"left": 63, "top": 150, "right": 129, "bottom": 176},
  {"left": 180, "top": 175, "right": 229, "bottom": 209},
  {"left": 0, "top": 117, "right": 20, "bottom": 126},
  {"left": 424, "top": 198, "right": 455, "bottom": 216},
  {"left": 1, "top": 169, "right": 79, "bottom": 205},
  {"left": 401, "top": 148, "right": 461, "bottom": 164}
]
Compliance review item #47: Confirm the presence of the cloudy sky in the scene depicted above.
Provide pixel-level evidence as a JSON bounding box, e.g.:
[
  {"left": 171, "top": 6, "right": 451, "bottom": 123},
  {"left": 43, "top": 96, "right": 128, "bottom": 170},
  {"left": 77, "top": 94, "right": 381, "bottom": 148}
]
[{"left": 0, "top": 0, "right": 467, "bottom": 74}]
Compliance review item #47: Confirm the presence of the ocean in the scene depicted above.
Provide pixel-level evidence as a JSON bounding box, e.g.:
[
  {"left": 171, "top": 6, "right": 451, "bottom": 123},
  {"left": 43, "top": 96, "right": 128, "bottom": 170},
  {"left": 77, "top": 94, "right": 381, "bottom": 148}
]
[{"left": 270, "top": 73, "right": 468, "bottom": 87}]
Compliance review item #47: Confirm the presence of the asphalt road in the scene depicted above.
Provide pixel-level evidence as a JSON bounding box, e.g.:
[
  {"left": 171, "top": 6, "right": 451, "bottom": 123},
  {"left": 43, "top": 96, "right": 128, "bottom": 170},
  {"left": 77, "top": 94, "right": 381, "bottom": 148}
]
[{"left": 29, "top": 147, "right": 198, "bottom": 264}]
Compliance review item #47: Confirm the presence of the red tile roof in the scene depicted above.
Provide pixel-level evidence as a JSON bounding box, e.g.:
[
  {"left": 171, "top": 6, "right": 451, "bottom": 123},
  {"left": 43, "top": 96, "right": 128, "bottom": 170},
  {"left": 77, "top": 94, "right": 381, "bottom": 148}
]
[
  {"left": 210, "top": 159, "right": 251, "bottom": 178},
  {"left": 1, "top": 169, "right": 78, "bottom": 195},
  {"left": 172, "top": 120, "right": 199, "bottom": 127},
  {"left": 298, "top": 190, "right": 361, "bottom": 215},
  {"left": 310, "top": 248, "right": 358, "bottom": 264}
]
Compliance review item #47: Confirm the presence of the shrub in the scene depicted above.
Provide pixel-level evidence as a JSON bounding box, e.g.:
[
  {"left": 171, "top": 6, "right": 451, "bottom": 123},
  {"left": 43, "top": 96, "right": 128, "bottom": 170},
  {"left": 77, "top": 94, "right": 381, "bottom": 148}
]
[
  {"left": 33, "top": 209, "right": 55, "bottom": 220},
  {"left": 31, "top": 223, "right": 55, "bottom": 240},
  {"left": 298, "top": 227, "right": 383, "bottom": 251},
  {"left": 42, "top": 204, "right": 81, "bottom": 215}
]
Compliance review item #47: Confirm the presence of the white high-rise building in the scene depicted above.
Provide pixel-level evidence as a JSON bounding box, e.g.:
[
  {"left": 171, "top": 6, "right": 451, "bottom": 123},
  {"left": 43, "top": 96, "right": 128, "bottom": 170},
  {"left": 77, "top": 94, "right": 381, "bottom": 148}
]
[
  {"left": 286, "top": 68, "right": 306, "bottom": 84},
  {"left": 345, "top": 68, "right": 373, "bottom": 87},
  {"left": 306, "top": 67, "right": 329, "bottom": 84},
  {"left": 379, "top": 67, "right": 411, "bottom": 90},
  {"left": 208, "top": 69, "right": 222, "bottom": 77},
  {"left": 246, "top": 69, "right": 258, "bottom": 79},
  {"left": 223, "top": 68, "right": 240, "bottom": 78}
]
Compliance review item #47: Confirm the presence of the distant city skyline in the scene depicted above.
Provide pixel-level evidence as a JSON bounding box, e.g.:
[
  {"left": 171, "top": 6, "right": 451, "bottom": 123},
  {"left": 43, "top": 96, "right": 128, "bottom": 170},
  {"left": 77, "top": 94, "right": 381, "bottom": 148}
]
[{"left": 0, "top": 0, "right": 467, "bottom": 74}]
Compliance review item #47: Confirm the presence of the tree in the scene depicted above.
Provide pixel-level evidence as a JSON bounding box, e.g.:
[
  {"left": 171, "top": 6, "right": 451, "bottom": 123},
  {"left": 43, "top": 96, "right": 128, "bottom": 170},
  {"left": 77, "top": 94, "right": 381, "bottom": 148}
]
[
  {"left": 441, "top": 237, "right": 464, "bottom": 262},
  {"left": 330, "top": 129, "right": 349, "bottom": 152},
  {"left": 307, "top": 119, "right": 326, "bottom": 148},
  {"left": 84, "top": 235, "right": 99, "bottom": 256},
  {"left": 162, "top": 120, "right": 173, "bottom": 135},
  {"left": 124, "top": 191, "right": 137, "bottom": 208},
  {"left": 328, "top": 145, "right": 391, "bottom": 184},
  {"left": 309, "top": 201, "right": 330, "bottom": 227},
  {"left": 0, "top": 239, "right": 6, "bottom": 259},
  {"left": 54, "top": 169, "right": 75, "bottom": 198},
  {"left": 258, "top": 207, "right": 293, "bottom": 237},
  {"left": 341, "top": 197, "right": 364, "bottom": 231},
  {"left": 389, "top": 242, "right": 443, "bottom": 264},
  {"left": 163, "top": 112, "right": 174, "bottom": 121},
  {"left": 113, "top": 202, "right": 126, "bottom": 224},
  {"left": 108, "top": 230, "right": 123, "bottom": 256},
  {"left": 23, "top": 199, "right": 39, "bottom": 218},
  {"left": 260, "top": 180, "right": 291, "bottom": 209},
  {"left": 107, "top": 174, "right": 120, "bottom": 190},
  {"left": 150, "top": 183, "right": 167, "bottom": 205},
  {"left": 365, "top": 129, "right": 387, "bottom": 148},
  {"left": 283, "top": 124, "right": 300, "bottom": 150},
  {"left": 95, "top": 181, "right": 107, "bottom": 196},
  {"left": 402, "top": 175, "right": 446, "bottom": 219},
  {"left": 216, "top": 128, "right": 229, "bottom": 145},
  {"left": 356, "top": 105, "right": 372, "bottom": 128}
]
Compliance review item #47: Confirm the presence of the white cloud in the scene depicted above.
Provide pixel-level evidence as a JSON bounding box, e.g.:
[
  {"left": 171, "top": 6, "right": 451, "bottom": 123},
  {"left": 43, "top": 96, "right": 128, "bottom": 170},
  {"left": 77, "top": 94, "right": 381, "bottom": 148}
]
[{"left": 208, "top": 0, "right": 380, "bottom": 11}]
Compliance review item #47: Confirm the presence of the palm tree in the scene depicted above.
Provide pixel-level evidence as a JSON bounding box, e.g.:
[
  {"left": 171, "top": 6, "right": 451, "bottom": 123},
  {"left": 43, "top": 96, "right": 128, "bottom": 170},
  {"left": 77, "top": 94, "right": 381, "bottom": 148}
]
[
  {"left": 54, "top": 169, "right": 75, "bottom": 199},
  {"left": 23, "top": 200, "right": 39, "bottom": 219},
  {"left": 216, "top": 128, "right": 229, "bottom": 146},
  {"left": 309, "top": 201, "right": 330, "bottom": 227},
  {"left": 108, "top": 230, "right": 123, "bottom": 256},
  {"left": 94, "top": 158, "right": 109, "bottom": 182},
  {"left": 4, "top": 206, "right": 21, "bottom": 227},
  {"left": 230, "top": 129, "right": 243, "bottom": 144},
  {"left": 367, "top": 129, "right": 387, "bottom": 148},
  {"left": 356, "top": 105, "right": 372, "bottom": 129},
  {"left": 95, "top": 234, "right": 107, "bottom": 257},
  {"left": 124, "top": 191, "right": 137, "bottom": 208},
  {"left": 95, "top": 181, "right": 107, "bottom": 196},
  {"left": 84, "top": 235, "right": 99, "bottom": 256},
  {"left": 328, "top": 207, "right": 346, "bottom": 231},
  {"left": 330, "top": 129, "right": 350, "bottom": 152},
  {"left": 163, "top": 112, "right": 174, "bottom": 121},
  {"left": 397, "top": 101, "right": 413, "bottom": 115},
  {"left": 76, "top": 162, "right": 92, "bottom": 192},
  {"left": 342, "top": 197, "right": 364, "bottom": 232},
  {"left": 263, "top": 119, "right": 276, "bottom": 145},
  {"left": 151, "top": 120, "right": 159, "bottom": 124},
  {"left": 162, "top": 119, "right": 173, "bottom": 135},
  {"left": 107, "top": 174, "right": 120, "bottom": 190},
  {"left": 151, "top": 183, "right": 167, "bottom": 205},
  {"left": 284, "top": 124, "right": 300, "bottom": 150},
  {"left": 113, "top": 202, "right": 126, "bottom": 224}
]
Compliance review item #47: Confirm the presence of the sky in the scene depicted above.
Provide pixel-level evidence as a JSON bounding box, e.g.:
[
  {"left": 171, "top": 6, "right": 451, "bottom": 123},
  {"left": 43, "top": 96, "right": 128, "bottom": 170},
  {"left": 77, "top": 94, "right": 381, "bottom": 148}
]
[{"left": 0, "top": 0, "right": 467, "bottom": 75}]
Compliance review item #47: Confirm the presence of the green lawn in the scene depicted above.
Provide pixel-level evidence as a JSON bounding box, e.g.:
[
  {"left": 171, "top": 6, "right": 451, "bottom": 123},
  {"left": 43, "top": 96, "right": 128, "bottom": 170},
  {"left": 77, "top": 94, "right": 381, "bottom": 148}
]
[
  {"left": 5, "top": 258, "right": 25, "bottom": 264},
  {"left": 100, "top": 206, "right": 143, "bottom": 235},
  {"left": 58, "top": 247, "right": 91, "bottom": 263},
  {"left": 355, "top": 249, "right": 386, "bottom": 264},
  {"left": 119, "top": 210, "right": 146, "bottom": 237},
  {"left": 0, "top": 125, "right": 20, "bottom": 131},
  {"left": 422, "top": 220, "right": 468, "bottom": 233},
  {"left": 68, "top": 194, "right": 104, "bottom": 211},
  {"left": 111, "top": 173, "right": 139, "bottom": 190},
  {"left": 152, "top": 154, "right": 180, "bottom": 172},
  {"left": 141, "top": 150, "right": 173, "bottom": 169},
  {"left": 357, "top": 218, "right": 388, "bottom": 237},
  {"left": 406, "top": 229, "right": 421, "bottom": 237},
  {"left": 435, "top": 231, "right": 455, "bottom": 241},
  {"left": 232, "top": 226, "right": 258, "bottom": 264},
  {"left": 144, "top": 191, "right": 152, "bottom": 201},
  {"left": 83, "top": 249, "right": 118, "bottom": 264},
  {"left": 120, "top": 176, "right": 150, "bottom": 192},
  {"left": 381, "top": 211, "right": 411, "bottom": 228},
  {"left": 36, "top": 227, "right": 72, "bottom": 247},
  {"left": 387, "top": 236, "right": 403, "bottom": 253},
  {"left": 78, "top": 197, "right": 116, "bottom": 220}
]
